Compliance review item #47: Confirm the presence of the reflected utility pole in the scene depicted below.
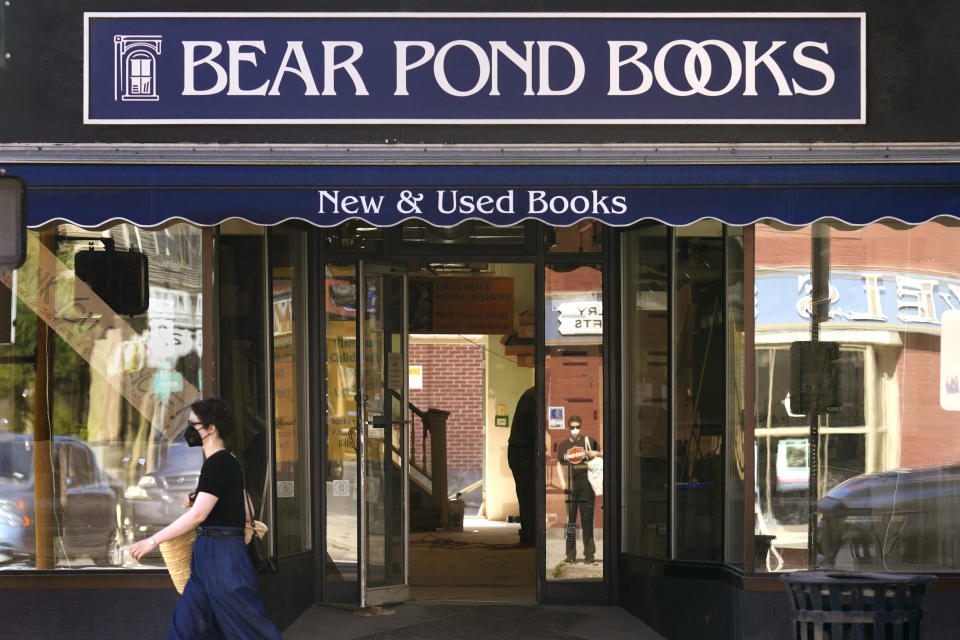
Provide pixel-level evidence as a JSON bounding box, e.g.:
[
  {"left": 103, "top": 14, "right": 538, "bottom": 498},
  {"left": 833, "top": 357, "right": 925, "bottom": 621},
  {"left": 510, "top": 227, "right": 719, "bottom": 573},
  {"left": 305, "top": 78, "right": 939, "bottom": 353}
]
[
  {"left": 808, "top": 223, "right": 830, "bottom": 568},
  {"left": 33, "top": 231, "right": 56, "bottom": 568}
]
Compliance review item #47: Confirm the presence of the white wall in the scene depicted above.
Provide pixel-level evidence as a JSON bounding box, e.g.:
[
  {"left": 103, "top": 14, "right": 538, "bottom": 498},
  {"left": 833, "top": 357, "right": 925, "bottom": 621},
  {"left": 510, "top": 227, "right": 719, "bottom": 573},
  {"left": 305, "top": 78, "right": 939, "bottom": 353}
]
[{"left": 484, "top": 263, "right": 535, "bottom": 521}]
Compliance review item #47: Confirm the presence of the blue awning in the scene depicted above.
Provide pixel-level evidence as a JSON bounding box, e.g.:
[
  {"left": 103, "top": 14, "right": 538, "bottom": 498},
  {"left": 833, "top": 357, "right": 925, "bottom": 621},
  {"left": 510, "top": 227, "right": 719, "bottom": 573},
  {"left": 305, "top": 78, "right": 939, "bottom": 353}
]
[{"left": 12, "top": 163, "right": 960, "bottom": 229}]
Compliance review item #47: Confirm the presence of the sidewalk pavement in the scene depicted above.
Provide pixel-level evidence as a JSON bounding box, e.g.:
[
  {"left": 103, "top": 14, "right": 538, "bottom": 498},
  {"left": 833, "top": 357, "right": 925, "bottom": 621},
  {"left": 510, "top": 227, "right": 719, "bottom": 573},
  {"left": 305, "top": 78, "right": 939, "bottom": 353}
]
[{"left": 283, "top": 601, "right": 666, "bottom": 640}]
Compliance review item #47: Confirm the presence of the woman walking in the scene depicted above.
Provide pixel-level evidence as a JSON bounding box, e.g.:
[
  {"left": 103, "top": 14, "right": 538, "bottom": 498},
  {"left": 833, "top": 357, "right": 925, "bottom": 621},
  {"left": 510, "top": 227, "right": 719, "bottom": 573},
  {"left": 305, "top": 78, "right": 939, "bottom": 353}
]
[{"left": 129, "top": 398, "right": 283, "bottom": 639}]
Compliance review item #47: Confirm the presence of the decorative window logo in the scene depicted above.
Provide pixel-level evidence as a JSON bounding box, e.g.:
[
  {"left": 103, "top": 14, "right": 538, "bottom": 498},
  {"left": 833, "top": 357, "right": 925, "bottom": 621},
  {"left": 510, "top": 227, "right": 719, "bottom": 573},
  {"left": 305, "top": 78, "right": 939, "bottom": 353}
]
[{"left": 114, "top": 35, "right": 162, "bottom": 102}]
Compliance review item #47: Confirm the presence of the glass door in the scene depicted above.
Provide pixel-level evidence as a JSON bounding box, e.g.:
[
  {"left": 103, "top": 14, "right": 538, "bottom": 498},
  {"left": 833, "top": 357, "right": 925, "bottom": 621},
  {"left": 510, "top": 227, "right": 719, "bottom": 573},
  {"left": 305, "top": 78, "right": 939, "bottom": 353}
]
[{"left": 357, "top": 262, "right": 409, "bottom": 607}]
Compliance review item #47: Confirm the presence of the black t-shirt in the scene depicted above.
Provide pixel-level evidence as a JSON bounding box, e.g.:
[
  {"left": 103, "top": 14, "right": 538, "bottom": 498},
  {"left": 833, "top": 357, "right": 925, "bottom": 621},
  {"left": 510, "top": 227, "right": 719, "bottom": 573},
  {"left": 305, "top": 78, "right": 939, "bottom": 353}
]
[
  {"left": 195, "top": 449, "right": 245, "bottom": 527},
  {"left": 508, "top": 387, "right": 537, "bottom": 449},
  {"left": 557, "top": 436, "right": 597, "bottom": 484}
]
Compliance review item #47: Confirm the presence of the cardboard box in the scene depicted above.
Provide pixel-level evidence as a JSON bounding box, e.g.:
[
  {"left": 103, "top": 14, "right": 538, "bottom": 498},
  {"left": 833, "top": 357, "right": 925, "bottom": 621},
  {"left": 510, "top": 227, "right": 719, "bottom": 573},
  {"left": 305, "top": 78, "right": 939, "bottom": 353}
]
[
  {"left": 502, "top": 333, "right": 534, "bottom": 356},
  {"left": 517, "top": 354, "right": 535, "bottom": 368},
  {"left": 517, "top": 312, "right": 535, "bottom": 338},
  {"left": 504, "top": 342, "right": 534, "bottom": 356}
]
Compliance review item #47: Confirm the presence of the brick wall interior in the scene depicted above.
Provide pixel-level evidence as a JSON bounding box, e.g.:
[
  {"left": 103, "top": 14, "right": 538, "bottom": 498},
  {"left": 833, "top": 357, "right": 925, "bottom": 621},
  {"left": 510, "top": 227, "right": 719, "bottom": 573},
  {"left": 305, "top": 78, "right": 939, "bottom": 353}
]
[{"left": 409, "top": 342, "right": 485, "bottom": 473}]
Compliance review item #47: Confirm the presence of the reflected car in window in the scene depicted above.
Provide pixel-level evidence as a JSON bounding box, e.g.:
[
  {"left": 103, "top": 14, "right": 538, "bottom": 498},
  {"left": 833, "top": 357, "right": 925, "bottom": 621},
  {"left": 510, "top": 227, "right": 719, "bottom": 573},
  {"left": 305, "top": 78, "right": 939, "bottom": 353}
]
[
  {"left": 0, "top": 433, "right": 124, "bottom": 567},
  {"left": 124, "top": 440, "right": 203, "bottom": 562},
  {"left": 818, "top": 462, "right": 960, "bottom": 571}
]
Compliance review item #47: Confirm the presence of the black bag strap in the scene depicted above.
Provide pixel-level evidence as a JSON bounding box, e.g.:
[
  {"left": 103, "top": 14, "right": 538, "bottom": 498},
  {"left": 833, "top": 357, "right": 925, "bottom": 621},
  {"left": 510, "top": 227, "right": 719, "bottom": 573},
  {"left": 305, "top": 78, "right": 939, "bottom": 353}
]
[{"left": 231, "top": 450, "right": 254, "bottom": 525}]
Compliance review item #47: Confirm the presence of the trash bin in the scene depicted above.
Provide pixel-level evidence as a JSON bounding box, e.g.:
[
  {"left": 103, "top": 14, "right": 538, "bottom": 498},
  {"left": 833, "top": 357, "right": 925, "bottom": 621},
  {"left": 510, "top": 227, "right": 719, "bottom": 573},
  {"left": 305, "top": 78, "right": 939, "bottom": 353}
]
[
  {"left": 780, "top": 571, "right": 936, "bottom": 640},
  {"left": 447, "top": 493, "right": 465, "bottom": 531}
]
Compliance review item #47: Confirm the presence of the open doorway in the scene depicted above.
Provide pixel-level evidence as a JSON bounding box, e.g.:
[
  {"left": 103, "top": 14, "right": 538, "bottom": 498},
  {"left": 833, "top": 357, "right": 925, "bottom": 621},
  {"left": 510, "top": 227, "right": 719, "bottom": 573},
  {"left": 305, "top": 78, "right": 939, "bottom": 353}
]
[{"left": 405, "top": 261, "right": 537, "bottom": 603}]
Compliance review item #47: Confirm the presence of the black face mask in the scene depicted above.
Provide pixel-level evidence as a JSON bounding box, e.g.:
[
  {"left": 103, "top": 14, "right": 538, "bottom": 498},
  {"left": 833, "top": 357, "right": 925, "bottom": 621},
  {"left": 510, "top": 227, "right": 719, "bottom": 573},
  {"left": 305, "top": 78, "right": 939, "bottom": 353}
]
[{"left": 183, "top": 426, "right": 205, "bottom": 447}]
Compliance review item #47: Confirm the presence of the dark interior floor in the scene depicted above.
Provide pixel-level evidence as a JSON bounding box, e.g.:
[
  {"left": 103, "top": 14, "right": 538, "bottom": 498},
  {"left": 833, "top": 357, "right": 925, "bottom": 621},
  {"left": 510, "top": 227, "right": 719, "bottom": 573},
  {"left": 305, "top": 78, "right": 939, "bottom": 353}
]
[
  {"left": 287, "top": 517, "right": 663, "bottom": 639},
  {"left": 409, "top": 516, "right": 535, "bottom": 603}
]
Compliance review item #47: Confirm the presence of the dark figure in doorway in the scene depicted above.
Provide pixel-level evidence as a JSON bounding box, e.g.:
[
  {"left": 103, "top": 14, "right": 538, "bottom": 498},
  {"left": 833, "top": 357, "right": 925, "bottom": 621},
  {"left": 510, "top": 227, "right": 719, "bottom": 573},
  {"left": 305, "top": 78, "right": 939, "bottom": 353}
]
[
  {"left": 507, "top": 386, "right": 537, "bottom": 548},
  {"left": 556, "top": 415, "right": 601, "bottom": 564}
]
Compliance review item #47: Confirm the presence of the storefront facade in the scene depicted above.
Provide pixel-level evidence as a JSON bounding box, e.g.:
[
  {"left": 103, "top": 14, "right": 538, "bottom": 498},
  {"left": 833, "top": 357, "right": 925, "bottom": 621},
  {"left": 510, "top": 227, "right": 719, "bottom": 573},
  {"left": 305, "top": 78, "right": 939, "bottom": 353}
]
[{"left": 2, "top": 4, "right": 960, "bottom": 638}]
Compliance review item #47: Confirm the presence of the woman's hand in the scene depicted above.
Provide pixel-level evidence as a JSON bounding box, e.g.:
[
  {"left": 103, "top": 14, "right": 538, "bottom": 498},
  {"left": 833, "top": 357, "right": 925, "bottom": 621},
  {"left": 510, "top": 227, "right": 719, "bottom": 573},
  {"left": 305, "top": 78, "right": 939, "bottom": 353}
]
[
  {"left": 129, "top": 537, "right": 157, "bottom": 561},
  {"left": 182, "top": 494, "right": 195, "bottom": 509},
  {"left": 128, "top": 491, "right": 217, "bottom": 562}
]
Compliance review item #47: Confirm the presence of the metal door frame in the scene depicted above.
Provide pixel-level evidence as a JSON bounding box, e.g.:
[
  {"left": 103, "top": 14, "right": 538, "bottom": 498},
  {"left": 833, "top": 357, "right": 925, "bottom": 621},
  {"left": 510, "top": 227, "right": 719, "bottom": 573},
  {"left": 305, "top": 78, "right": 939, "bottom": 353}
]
[{"left": 357, "top": 260, "right": 410, "bottom": 607}]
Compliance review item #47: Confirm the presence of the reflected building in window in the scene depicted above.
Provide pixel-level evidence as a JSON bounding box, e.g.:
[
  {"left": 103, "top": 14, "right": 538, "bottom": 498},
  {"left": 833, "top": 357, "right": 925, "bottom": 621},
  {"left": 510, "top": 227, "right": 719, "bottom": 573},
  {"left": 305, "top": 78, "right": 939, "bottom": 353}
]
[{"left": 754, "top": 220, "right": 960, "bottom": 573}]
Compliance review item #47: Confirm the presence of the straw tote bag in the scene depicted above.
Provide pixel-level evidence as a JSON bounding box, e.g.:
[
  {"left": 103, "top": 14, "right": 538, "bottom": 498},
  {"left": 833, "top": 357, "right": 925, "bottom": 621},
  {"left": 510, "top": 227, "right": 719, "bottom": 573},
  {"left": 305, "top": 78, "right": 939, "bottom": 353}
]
[
  {"left": 159, "top": 529, "right": 196, "bottom": 594},
  {"left": 245, "top": 518, "right": 268, "bottom": 545}
]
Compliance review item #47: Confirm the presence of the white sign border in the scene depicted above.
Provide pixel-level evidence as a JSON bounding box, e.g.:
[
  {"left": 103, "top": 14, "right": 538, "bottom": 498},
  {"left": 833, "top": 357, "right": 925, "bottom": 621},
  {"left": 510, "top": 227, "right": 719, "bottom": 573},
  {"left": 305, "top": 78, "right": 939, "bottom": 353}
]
[{"left": 84, "top": 12, "right": 867, "bottom": 125}]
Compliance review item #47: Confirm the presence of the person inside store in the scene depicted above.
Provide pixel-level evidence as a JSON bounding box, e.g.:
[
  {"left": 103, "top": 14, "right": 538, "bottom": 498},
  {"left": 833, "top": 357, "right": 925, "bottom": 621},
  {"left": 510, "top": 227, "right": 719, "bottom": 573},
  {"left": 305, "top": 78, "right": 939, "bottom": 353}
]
[
  {"left": 507, "top": 386, "right": 537, "bottom": 548},
  {"left": 556, "top": 415, "right": 601, "bottom": 564},
  {"left": 128, "top": 398, "right": 283, "bottom": 640}
]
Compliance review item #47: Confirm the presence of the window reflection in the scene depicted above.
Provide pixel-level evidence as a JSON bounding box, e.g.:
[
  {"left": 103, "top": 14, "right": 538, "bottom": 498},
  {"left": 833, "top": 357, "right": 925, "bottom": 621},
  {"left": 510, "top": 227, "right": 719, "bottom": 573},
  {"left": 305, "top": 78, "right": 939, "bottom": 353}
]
[
  {"left": 401, "top": 220, "right": 526, "bottom": 246},
  {"left": 545, "top": 264, "right": 603, "bottom": 581},
  {"left": 270, "top": 226, "right": 311, "bottom": 555},
  {"left": 674, "top": 222, "right": 725, "bottom": 561},
  {"left": 323, "top": 221, "right": 382, "bottom": 253},
  {"left": 219, "top": 223, "right": 272, "bottom": 548},
  {"left": 620, "top": 224, "right": 669, "bottom": 559},
  {"left": 546, "top": 220, "right": 603, "bottom": 253},
  {"left": 754, "top": 219, "right": 960, "bottom": 573},
  {"left": 0, "top": 223, "right": 204, "bottom": 569},
  {"left": 725, "top": 227, "right": 746, "bottom": 567},
  {"left": 325, "top": 264, "right": 358, "bottom": 581}
]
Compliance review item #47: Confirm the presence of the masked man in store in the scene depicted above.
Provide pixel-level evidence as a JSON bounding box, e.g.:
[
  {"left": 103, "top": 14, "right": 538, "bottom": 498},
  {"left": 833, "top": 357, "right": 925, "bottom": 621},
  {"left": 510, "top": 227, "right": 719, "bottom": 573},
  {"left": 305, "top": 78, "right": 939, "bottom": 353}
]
[{"left": 556, "top": 415, "right": 601, "bottom": 564}]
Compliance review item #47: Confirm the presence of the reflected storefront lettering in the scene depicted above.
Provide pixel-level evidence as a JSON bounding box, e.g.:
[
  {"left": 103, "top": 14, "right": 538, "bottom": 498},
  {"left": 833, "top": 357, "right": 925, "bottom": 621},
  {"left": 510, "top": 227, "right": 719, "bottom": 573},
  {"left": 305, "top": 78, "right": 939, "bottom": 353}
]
[
  {"left": 754, "top": 221, "right": 960, "bottom": 574},
  {"left": 757, "top": 270, "right": 960, "bottom": 330}
]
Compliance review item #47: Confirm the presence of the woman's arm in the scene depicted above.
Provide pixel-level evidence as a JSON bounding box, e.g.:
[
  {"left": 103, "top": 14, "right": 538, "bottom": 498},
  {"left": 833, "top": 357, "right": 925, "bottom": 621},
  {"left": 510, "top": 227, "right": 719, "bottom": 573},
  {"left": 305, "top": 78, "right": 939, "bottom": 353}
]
[
  {"left": 587, "top": 437, "right": 603, "bottom": 459},
  {"left": 128, "top": 491, "right": 219, "bottom": 561}
]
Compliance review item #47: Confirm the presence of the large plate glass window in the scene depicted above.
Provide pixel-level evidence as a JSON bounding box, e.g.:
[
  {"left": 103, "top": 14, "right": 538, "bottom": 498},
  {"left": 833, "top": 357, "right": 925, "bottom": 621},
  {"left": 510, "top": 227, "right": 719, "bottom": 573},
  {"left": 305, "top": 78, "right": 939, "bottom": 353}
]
[
  {"left": 269, "top": 225, "right": 311, "bottom": 555},
  {"left": 545, "top": 264, "right": 604, "bottom": 580},
  {"left": 620, "top": 224, "right": 670, "bottom": 559},
  {"left": 0, "top": 223, "right": 204, "bottom": 570},
  {"left": 674, "top": 221, "right": 725, "bottom": 562},
  {"left": 754, "top": 218, "right": 960, "bottom": 573}
]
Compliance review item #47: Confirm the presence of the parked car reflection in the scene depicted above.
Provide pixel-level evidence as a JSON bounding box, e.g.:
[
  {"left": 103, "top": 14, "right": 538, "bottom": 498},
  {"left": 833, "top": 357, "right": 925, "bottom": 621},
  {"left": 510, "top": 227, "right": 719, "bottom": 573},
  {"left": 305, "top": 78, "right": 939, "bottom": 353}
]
[
  {"left": 818, "top": 462, "right": 960, "bottom": 571},
  {"left": 0, "top": 433, "right": 124, "bottom": 567},
  {"left": 124, "top": 440, "right": 203, "bottom": 563}
]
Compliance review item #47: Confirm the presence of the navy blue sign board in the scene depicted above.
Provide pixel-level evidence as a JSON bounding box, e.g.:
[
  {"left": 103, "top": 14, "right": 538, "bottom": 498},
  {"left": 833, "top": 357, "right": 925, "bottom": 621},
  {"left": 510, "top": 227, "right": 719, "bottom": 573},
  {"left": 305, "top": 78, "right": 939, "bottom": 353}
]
[{"left": 84, "top": 12, "right": 865, "bottom": 125}]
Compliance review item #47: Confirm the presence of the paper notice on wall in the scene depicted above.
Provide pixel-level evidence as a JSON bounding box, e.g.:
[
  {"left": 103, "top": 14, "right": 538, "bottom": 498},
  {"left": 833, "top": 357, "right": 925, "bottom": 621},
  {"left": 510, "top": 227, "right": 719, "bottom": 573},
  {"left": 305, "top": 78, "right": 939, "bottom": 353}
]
[
  {"left": 941, "top": 310, "right": 960, "bottom": 411},
  {"left": 548, "top": 406, "right": 565, "bottom": 429},
  {"left": 0, "top": 234, "right": 200, "bottom": 437},
  {"left": 387, "top": 351, "right": 403, "bottom": 392},
  {"left": 409, "top": 364, "right": 423, "bottom": 390}
]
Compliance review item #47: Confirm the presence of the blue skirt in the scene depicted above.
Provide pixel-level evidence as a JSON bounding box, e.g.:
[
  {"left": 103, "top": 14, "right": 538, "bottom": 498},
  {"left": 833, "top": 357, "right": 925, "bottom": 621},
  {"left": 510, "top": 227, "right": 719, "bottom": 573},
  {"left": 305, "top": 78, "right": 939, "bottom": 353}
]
[{"left": 166, "top": 527, "right": 283, "bottom": 640}]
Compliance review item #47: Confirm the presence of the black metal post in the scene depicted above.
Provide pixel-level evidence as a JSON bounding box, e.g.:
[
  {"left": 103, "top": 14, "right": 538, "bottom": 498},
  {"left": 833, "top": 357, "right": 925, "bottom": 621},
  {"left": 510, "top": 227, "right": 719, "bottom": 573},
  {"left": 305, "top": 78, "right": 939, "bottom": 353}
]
[{"left": 808, "top": 223, "right": 830, "bottom": 567}]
